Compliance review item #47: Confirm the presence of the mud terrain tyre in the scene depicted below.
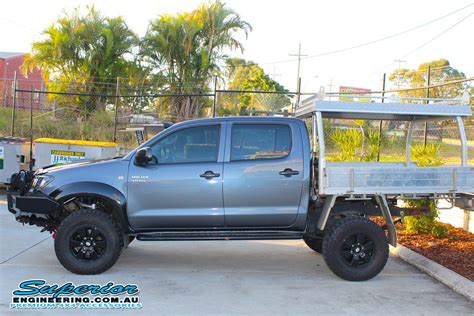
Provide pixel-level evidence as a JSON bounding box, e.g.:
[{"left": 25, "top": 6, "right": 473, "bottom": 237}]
[
  {"left": 54, "top": 209, "right": 123, "bottom": 274},
  {"left": 322, "top": 217, "right": 388, "bottom": 281},
  {"left": 303, "top": 236, "right": 323, "bottom": 253}
]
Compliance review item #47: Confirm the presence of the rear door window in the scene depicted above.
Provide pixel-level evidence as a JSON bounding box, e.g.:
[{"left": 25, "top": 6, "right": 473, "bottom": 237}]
[{"left": 231, "top": 124, "right": 291, "bottom": 161}]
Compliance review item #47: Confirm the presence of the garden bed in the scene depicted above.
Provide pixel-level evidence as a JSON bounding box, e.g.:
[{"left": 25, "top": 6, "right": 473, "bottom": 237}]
[{"left": 372, "top": 217, "right": 474, "bottom": 281}]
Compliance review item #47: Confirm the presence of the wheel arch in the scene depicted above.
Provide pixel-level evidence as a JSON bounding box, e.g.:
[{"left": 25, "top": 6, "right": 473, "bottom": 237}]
[{"left": 49, "top": 182, "right": 133, "bottom": 233}]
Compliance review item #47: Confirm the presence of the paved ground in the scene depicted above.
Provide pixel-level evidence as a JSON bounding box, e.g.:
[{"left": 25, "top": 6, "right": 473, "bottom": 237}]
[{"left": 0, "top": 194, "right": 472, "bottom": 315}]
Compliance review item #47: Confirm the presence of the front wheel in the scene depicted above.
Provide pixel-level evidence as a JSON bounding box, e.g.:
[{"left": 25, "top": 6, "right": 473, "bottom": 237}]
[
  {"left": 322, "top": 217, "right": 388, "bottom": 281},
  {"left": 54, "top": 209, "right": 123, "bottom": 274}
]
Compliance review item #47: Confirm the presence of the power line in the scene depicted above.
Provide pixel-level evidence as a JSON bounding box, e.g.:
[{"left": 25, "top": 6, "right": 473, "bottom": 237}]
[
  {"left": 257, "top": 3, "right": 474, "bottom": 65},
  {"left": 332, "top": 77, "right": 473, "bottom": 95},
  {"left": 400, "top": 11, "right": 473, "bottom": 59},
  {"left": 381, "top": 11, "right": 472, "bottom": 74}
]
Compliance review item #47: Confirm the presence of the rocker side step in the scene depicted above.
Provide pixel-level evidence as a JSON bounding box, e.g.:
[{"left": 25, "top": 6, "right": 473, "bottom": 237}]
[{"left": 136, "top": 230, "right": 304, "bottom": 241}]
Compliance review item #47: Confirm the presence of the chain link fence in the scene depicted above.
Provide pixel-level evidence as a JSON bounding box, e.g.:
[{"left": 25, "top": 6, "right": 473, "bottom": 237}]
[
  {"left": 320, "top": 118, "right": 473, "bottom": 165},
  {"left": 1, "top": 77, "right": 472, "bottom": 156},
  {"left": 0, "top": 78, "right": 296, "bottom": 150}
]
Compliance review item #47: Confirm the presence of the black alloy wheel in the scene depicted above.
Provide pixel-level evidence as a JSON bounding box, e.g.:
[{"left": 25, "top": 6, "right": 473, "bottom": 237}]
[
  {"left": 322, "top": 217, "right": 389, "bottom": 281},
  {"left": 339, "top": 233, "right": 375, "bottom": 267},
  {"left": 69, "top": 226, "right": 107, "bottom": 261},
  {"left": 55, "top": 209, "right": 123, "bottom": 274}
]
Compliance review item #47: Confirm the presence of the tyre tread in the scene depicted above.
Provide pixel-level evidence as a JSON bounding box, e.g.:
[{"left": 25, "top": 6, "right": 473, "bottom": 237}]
[
  {"left": 322, "top": 217, "right": 389, "bottom": 281},
  {"left": 54, "top": 209, "right": 123, "bottom": 275}
]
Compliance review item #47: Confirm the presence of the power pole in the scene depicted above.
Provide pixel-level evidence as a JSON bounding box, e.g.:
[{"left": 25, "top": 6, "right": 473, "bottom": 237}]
[
  {"left": 270, "top": 66, "right": 281, "bottom": 80},
  {"left": 289, "top": 43, "right": 308, "bottom": 111},
  {"left": 327, "top": 78, "right": 334, "bottom": 101},
  {"left": 393, "top": 59, "right": 407, "bottom": 91}
]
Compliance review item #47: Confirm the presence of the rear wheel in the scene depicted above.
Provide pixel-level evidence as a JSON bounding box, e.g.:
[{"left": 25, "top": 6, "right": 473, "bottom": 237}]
[
  {"left": 54, "top": 209, "right": 123, "bottom": 275},
  {"left": 322, "top": 217, "right": 388, "bottom": 281},
  {"left": 303, "top": 236, "right": 323, "bottom": 253}
]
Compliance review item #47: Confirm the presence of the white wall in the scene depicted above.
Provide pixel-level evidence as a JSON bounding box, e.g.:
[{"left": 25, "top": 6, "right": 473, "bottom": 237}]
[{"left": 437, "top": 200, "right": 473, "bottom": 233}]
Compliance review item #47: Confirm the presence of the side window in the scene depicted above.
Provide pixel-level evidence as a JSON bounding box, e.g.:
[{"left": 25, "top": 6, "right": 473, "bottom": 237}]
[
  {"left": 231, "top": 124, "right": 291, "bottom": 161},
  {"left": 150, "top": 125, "right": 220, "bottom": 164}
]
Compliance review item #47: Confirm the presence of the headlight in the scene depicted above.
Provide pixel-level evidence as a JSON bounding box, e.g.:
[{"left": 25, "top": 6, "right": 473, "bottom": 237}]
[{"left": 32, "top": 175, "right": 54, "bottom": 191}]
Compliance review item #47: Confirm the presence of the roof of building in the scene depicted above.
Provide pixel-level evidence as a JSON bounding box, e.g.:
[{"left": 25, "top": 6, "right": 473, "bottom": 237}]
[
  {"left": 0, "top": 52, "right": 25, "bottom": 59},
  {"left": 34, "top": 138, "right": 117, "bottom": 147}
]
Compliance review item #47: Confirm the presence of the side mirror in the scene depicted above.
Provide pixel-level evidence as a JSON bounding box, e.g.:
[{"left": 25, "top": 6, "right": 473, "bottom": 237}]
[{"left": 134, "top": 147, "right": 153, "bottom": 166}]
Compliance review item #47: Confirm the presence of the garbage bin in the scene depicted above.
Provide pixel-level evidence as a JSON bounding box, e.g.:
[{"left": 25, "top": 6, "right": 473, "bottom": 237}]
[
  {"left": 0, "top": 137, "right": 30, "bottom": 185},
  {"left": 34, "top": 138, "right": 118, "bottom": 169}
]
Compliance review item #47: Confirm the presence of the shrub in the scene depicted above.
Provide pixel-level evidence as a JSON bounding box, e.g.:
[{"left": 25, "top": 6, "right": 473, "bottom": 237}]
[
  {"left": 330, "top": 128, "right": 362, "bottom": 161},
  {"left": 404, "top": 143, "right": 447, "bottom": 237},
  {"left": 404, "top": 206, "right": 448, "bottom": 237}
]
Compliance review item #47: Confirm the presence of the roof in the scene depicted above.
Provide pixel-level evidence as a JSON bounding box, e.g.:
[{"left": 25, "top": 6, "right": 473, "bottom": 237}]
[
  {"left": 295, "top": 100, "right": 472, "bottom": 121},
  {"left": 34, "top": 138, "right": 117, "bottom": 147},
  {"left": 170, "top": 116, "right": 299, "bottom": 128},
  {"left": 0, "top": 52, "right": 24, "bottom": 59},
  {"left": 0, "top": 137, "right": 29, "bottom": 144}
]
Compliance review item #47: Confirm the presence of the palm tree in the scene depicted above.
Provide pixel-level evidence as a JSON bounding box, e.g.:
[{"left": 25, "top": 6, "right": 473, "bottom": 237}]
[
  {"left": 142, "top": 0, "right": 252, "bottom": 119},
  {"left": 23, "top": 6, "right": 139, "bottom": 113}
]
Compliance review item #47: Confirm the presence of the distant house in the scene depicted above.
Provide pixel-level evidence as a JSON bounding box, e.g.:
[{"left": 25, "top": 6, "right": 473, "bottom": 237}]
[{"left": 0, "top": 52, "right": 45, "bottom": 110}]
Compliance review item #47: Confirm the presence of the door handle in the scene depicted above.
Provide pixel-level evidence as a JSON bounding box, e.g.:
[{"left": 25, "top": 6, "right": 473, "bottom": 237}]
[
  {"left": 200, "top": 171, "right": 220, "bottom": 179},
  {"left": 279, "top": 168, "right": 299, "bottom": 177}
]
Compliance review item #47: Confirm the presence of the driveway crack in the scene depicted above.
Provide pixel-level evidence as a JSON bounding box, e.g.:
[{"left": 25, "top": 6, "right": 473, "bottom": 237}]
[{"left": 1, "top": 236, "right": 50, "bottom": 264}]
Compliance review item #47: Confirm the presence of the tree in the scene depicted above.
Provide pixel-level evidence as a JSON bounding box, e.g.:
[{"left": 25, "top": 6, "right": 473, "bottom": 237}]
[
  {"left": 141, "top": 1, "right": 251, "bottom": 119},
  {"left": 219, "top": 58, "right": 290, "bottom": 114},
  {"left": 22, "top": 6, "right": 139, "bottom": 113},
  {"left": 389, "top": 59, "right": 467, "bottom": 100}
]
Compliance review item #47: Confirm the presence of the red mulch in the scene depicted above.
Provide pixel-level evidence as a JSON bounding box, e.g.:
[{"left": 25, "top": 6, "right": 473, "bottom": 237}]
[{"left": 371, "top": 217, "right": 474, "bottom": 281}]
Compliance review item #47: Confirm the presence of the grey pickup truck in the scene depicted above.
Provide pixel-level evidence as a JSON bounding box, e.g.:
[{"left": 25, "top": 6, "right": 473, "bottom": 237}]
[{"left": 7, "top": 98, "right": 473, "bottom": 281}]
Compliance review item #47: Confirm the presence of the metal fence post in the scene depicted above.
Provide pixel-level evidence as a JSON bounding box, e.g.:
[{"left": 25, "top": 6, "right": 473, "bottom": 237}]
[
  {"left": 377, "top": 73, "right": 386, "bottom": 161},
  {"left": 212, "top": 78, "right": 217, "bottom": 118},
  {"left": 29, "top": 84, "right": 34, "bottom": 171},
  {"left": 113, "top": 77, "right": 120, "bottom": 143},
  {"left": 234, "top": 93, "right": 239, "bottom": 114},
  {"left": 11, "top": 71, "right": 18, "bottom": 136},
  {"left": 423, "top": 65, "right": 431, "bottom": 147},
  {"left": 2, "top": 77, "right": 7, "bottom": 107}
]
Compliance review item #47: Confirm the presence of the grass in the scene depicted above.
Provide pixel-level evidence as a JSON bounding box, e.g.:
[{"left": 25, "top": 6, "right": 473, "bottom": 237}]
[{"left": 0, "top": 107, "right": 135, "bottom": 148}]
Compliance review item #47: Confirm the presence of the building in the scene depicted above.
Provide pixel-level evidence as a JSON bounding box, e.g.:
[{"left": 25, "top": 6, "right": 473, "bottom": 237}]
[{"left": 0, "top": 52, "right": 45, "bottom": 110}]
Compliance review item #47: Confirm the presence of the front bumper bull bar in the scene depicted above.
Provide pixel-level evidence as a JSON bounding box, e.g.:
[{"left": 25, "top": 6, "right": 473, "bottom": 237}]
[{"left": 7, "top": 192, "right": 60, "bottom": 215}]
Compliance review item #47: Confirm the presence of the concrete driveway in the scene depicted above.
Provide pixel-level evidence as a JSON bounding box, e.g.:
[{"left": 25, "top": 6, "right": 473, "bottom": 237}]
[{"left": 0, "top": 194, "right": 472, "bottom": 315}]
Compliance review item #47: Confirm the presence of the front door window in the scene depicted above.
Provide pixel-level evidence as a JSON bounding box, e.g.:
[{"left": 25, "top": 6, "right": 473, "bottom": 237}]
[{"left": 150, "top": 125, "right": 220, "bottom": 164}]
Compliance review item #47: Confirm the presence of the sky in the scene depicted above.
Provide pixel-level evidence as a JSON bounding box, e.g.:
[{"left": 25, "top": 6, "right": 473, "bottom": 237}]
[{"left": 1, "top": 0, "right": 473, "bottom": 93}]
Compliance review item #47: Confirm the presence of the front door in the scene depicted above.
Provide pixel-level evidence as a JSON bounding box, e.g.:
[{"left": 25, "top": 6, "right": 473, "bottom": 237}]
[
  {"left": 223, "top": 122, "right": 304, "bottom": 227},
  {"left": 127, "top": 124, "right": 225, "bottom": 229}
]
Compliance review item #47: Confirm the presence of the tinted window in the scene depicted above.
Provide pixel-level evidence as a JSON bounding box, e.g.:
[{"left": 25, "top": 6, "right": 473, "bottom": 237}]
[
  {"left": 231, "top": 124, "right": 291, "bottom": 161},
  {"left": 150, "top": 125, "right": 219, "bottom": 164}
]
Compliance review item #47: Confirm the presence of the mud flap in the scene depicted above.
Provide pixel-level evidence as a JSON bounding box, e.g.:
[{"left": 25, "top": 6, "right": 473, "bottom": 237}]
[{"left": 375, "top": 195, "right": 397, "bottom": 247}]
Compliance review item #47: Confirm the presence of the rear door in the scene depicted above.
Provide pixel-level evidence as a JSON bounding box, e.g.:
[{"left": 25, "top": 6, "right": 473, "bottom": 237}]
[{"left": 223, "top": 121, "right": 304, "bottom": 227}]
